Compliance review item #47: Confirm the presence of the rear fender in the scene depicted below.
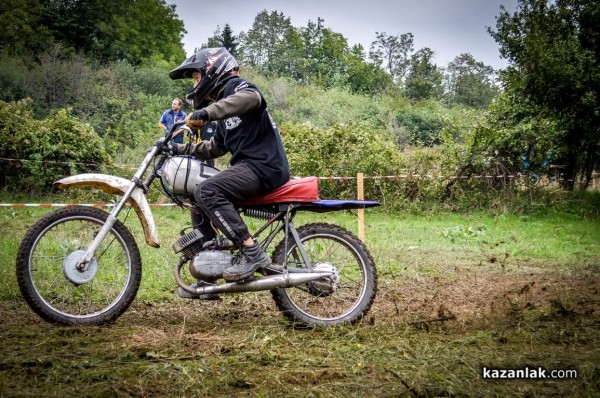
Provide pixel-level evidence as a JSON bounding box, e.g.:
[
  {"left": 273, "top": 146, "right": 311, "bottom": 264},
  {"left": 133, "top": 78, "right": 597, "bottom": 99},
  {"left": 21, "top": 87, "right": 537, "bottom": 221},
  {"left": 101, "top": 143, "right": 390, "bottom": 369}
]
[{"left": 54, "top": 173, "right": 160, "bottom": 247}]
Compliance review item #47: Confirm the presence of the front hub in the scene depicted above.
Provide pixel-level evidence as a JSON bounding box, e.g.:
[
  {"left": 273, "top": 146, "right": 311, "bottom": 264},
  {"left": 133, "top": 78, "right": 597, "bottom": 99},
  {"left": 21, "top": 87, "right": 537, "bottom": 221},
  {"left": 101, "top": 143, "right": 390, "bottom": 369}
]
[{"left": 63, "top": 250, "right": 98, "bottom": 286}]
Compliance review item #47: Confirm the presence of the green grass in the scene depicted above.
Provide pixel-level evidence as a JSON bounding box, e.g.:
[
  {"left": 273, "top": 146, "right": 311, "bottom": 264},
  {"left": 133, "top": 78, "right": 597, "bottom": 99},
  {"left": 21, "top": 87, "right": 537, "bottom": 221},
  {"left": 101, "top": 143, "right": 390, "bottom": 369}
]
[{"left": 1, "top": 203, "right": 600, "bottom": 397}]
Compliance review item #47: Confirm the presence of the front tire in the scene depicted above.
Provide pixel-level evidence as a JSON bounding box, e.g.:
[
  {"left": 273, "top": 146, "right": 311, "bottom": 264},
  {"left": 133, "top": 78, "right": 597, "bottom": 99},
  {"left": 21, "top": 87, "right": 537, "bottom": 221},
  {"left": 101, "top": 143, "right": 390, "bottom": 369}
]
[
  {"left": 16, "top": 206, "right": 142, "bottom": 325},
  {"left": 270, "top": 223, "right": 377, "bottom": 327}
]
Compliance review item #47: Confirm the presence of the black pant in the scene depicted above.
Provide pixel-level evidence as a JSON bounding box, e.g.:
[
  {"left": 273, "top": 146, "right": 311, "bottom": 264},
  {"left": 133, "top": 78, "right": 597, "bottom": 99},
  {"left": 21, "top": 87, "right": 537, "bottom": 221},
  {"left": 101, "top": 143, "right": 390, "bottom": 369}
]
[{"left": 191, "top": 162, "right": 268, "bottom": 245}]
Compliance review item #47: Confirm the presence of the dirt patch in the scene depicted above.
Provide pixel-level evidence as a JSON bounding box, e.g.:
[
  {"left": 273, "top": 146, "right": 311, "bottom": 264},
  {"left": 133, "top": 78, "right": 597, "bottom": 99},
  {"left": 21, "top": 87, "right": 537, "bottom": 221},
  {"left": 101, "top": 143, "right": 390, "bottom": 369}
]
[
  {"left": 373, "top": 269, "right": 600, "bottom": 328},
  {"left": 2, "top": 271, "right": 599, "bottom": 397}
]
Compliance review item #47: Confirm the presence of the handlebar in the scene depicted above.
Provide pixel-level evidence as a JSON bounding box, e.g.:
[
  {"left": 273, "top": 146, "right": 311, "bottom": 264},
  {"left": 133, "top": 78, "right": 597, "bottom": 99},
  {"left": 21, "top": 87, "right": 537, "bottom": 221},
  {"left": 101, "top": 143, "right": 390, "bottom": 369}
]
[{"left": 163, "top": 120, "right": 189, "bottom": 142}]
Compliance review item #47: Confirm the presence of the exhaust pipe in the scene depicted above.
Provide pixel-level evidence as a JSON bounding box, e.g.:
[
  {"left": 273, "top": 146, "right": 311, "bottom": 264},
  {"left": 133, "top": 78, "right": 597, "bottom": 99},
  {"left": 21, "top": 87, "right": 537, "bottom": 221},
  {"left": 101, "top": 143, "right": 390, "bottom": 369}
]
[
  {"left": 175, "top": 258, "right": 333, "bottom": 295},
  {"left": 195, "top": 272, "right": 334, "bottom": 294}
]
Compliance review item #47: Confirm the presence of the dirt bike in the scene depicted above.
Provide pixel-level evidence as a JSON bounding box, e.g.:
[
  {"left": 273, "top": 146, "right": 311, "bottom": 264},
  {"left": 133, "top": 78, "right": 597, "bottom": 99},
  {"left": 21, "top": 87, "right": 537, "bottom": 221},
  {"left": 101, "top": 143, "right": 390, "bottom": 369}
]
[{"left": 15, "top": 122, "right": 379, "bottom": 328}]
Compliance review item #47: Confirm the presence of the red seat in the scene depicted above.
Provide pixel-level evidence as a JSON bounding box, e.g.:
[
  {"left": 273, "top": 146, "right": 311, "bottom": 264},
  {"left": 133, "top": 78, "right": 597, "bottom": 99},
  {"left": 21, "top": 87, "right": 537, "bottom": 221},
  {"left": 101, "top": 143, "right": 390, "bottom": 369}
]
[{"left": 238, "top": 177, "right": 319, "bottom": 206}]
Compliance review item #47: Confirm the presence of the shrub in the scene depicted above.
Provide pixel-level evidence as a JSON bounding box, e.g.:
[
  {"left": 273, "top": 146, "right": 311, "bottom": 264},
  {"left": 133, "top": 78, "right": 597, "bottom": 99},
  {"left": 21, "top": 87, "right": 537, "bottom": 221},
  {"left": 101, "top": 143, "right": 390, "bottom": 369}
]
[
  {"left": 0, "top": 99, "right": 109, "bottom": 192},
  {"left": 280, "top": 122, "right": 408, "bottom": 201}
]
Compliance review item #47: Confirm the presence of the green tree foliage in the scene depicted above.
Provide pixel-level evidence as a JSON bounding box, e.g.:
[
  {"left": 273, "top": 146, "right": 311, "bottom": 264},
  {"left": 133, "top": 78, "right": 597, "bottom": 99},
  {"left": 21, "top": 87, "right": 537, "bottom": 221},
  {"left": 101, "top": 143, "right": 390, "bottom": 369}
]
[
  {"left": 462, "top": 92, "right": 560, "bottom": 179},
  {"left": 345, "top": 44, "right": 393, "bottom": 94},
  {"left": 29, "top": 45, "right": 92, "bottom": 115},
  {"left": 107, "top": 0, "right": 186, "bottom": 64},
  {"left": 240, "top": 10, "right": 293, "bottom": 68},
  {"left": 0, "top": 56, "right": 27, "bottom": 102},
  {"left": 369, "top": 32, "right": 415, "bottom": 84},
  {"left": 239, "top": 12, "right": 393, "bottom": 94},
  {"left": 0, "top": 0, "right": 52, "bottom": 55},
  {"left": 0, "top": 0, "right": 186, "bottom": 65},
  {"left": 405, "top": 48, "right": 444, "bottom": 101},
  {"left": 0, "top": 99, "right": 109, "bottom": 192},
  {"left": 445, "top": 53, "right": 498, "bottom": 108},
  {"left": 489, "top": 0, "right": 600, "bottom": 189},
  {"left": 205, "top": 24, "right": 240, "bottom": 56}
]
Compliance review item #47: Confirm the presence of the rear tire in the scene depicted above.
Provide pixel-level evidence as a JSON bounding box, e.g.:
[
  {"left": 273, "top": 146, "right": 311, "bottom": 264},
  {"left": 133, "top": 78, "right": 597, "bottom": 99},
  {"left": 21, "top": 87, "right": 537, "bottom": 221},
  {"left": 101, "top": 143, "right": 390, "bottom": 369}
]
[
  {"left": 16, "top": 206, "right": 142, "bottom": 325},
  {"left": 270, "top": 223, "right": 377, "bottom": 327}
]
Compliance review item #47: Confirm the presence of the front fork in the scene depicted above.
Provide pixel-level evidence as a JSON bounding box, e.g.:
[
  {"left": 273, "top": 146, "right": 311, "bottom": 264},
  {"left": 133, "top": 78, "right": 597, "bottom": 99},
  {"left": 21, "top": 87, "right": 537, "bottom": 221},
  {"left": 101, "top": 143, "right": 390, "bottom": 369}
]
[{"left": 76, "top": 146, "right": 160, "bottom": 270}]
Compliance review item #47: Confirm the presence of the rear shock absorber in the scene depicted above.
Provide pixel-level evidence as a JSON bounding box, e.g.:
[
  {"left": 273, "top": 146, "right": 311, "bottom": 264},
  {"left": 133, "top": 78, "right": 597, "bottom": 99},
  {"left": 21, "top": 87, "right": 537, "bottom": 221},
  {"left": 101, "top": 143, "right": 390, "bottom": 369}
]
[{"left": 243, "top": 208, "right": 277, "bottom": 220}]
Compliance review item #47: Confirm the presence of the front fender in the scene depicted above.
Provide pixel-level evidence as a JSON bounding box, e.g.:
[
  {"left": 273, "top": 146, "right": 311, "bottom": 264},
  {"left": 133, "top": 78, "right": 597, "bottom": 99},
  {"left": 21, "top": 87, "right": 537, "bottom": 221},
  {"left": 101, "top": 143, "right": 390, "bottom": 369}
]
[{"left": 54, "top": 173, "right": 160, "bottom": 248}]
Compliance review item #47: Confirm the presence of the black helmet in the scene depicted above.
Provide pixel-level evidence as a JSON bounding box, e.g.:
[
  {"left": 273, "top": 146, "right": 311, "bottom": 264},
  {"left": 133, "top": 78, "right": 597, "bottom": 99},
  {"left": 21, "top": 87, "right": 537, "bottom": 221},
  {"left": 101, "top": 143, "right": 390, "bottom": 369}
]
[{"left": 169, "top": 47, "right": 239, "bottom": 109}]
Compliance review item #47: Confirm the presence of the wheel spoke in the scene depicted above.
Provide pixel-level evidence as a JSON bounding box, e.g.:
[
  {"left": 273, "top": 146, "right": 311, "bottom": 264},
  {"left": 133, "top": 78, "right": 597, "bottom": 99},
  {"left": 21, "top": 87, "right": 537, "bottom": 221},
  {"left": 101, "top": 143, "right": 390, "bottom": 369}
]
[
  {"left": 271, "top": 224, "right": 376, "bottom": 327},
  {"left": 16, "top": 207, "right": 141, "bottom": 325}
]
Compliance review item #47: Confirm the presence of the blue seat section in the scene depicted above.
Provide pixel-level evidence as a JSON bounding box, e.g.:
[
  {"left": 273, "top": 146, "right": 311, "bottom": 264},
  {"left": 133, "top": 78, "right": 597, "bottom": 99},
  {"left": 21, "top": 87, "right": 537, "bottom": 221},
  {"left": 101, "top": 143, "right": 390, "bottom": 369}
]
[{"left": 307, "top": 200, "right": 380, "bottom": 209}]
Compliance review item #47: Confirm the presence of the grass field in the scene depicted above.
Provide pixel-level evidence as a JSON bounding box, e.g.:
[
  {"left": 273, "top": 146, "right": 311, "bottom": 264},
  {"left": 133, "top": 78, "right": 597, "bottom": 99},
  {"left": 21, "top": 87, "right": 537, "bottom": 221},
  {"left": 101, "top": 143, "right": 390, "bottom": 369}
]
[{"left": 1, "top": 203, "right": 599, "bottom": 397}]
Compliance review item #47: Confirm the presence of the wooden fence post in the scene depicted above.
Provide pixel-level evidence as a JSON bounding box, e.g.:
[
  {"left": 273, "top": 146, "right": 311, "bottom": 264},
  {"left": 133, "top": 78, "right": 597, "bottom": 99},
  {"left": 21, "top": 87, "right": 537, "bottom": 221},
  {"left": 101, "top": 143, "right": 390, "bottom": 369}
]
[{"left": 357, "top": 172, "right": 364, "bottom": 242}]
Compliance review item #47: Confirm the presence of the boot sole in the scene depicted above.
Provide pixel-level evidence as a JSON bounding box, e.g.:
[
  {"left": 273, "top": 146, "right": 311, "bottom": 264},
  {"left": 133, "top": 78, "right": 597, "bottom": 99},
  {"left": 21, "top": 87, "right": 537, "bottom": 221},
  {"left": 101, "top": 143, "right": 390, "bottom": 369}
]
[{"left": 223, "top": 259, "right": 270, "bottom": 282}]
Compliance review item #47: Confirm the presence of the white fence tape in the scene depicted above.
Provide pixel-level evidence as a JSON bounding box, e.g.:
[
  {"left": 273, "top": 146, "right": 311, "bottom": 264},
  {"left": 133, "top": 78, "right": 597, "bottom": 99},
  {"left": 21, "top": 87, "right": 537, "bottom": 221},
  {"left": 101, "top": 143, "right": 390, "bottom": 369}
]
[{"left": 0, "top": 203, "right": 177, "bottom": 207}]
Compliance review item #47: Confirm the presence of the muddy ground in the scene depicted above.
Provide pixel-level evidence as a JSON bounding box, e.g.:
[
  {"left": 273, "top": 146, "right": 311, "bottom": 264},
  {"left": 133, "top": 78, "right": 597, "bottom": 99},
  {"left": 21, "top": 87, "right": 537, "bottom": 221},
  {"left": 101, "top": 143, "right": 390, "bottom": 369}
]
[{"left": 1, "top": 266, "right": 599, "bottom": 397}]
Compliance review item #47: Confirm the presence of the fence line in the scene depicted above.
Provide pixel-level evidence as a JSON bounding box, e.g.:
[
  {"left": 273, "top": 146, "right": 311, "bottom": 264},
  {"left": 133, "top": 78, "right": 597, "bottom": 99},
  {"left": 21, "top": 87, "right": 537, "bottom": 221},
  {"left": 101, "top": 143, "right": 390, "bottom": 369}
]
[
  {"left": 0, "top": 203, "right": 177, "bottom": 207},
  {"left": 3, "top": 156, "right": 599, "bottom": 182},
  {"left": 0, "top": 157, "right": 134, "bottom": 170}
]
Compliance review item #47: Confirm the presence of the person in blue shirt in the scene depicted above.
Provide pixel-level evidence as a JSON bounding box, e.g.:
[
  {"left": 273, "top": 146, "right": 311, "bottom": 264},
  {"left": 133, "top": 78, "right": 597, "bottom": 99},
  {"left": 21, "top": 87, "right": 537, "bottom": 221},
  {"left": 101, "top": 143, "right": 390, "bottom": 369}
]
[{"left": 159, "top": 98, "right": 187, "bottom": 143}]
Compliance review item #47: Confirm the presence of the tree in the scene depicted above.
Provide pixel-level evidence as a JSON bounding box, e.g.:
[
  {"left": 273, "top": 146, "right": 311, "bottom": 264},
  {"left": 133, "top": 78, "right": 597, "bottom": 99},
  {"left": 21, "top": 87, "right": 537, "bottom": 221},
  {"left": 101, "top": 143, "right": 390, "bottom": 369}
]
[
  {"left": 445, "top": 53, "right": 498, "bottom": 108},
  {"left": 240, "top": 10, "right": 293, "bottom": 68},
  {"left": 205, "top": 24, "right": 239, "bottom": 56},
  {"left": 100, "top": 0, "right": 186, "bottom": 64},
  {"left": 29, "top": 45, "right": 92, "bottom": 115},
  {"left": 0, "top": 0, "right": 187, "bottom": 65},
  {"left": 369, "top": 32, "right": 414, "bottom": 84},
  {"left": 0, "top": 0, "right": 52, "bottom": 55},
  {"left": 345, "top": 44, "right": 393, "bottom": 94},
  {"left": 489, "top": 0, "right": 600, "bottom": 189},
  {"left": 405, "top": 48, "right": 444, "bottom": 101},
  {"left": 309, "top": 28, "right": 350, "bottom": 86}
]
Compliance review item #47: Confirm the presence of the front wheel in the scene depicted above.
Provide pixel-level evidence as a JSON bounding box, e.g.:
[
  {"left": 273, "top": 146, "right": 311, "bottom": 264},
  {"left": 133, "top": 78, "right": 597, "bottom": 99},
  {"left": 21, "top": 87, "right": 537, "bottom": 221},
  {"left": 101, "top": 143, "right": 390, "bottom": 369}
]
[
  {"left": 270, "top": 223, "right": 377, "bottom": 327},
  {"left": 16, "top": 206, "right": 142, "bottom": 325}
]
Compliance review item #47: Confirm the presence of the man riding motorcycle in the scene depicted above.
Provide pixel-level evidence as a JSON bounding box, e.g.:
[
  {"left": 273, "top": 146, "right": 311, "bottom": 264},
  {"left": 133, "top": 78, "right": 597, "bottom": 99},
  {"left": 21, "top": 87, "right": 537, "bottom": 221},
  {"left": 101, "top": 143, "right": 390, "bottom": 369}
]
[{"left": 166, "top": 47, "right": 290, "bottom": 288}]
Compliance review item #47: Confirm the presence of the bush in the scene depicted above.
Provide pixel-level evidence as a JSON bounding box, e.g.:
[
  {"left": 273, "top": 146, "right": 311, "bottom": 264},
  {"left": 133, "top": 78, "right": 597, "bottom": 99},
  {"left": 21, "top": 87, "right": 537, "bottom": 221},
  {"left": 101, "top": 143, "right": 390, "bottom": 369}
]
[
  {"left": 0, "top": 99, "right": 109, "bottom": 192},
  {"left": 281, "top": 122, "right": 409, "bottom": 201},
  {"left": 395, "top": 102, "right": 445, "bottom": 147},
  {"left": 270, "top": 85, "right": 387, "bottom": 130}
]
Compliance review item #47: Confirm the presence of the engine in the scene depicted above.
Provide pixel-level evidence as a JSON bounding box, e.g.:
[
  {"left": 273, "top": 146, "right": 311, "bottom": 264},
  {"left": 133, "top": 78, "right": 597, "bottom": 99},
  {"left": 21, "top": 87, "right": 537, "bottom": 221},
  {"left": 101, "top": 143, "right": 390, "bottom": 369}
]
[
  {"left": 189, "top": 250, "right": 234, "bottom": 280},
  {"left": 172, "top": 229, "right": 234, "bottom": 280}
]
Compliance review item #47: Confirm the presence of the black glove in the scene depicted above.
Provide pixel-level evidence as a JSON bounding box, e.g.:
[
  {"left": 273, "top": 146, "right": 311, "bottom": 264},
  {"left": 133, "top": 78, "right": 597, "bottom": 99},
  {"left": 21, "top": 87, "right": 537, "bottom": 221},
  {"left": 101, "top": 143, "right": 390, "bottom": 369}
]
[
  {"left": 190, "top": 109, "right": 209, "bottom": 121},
  {"left": 154, "top": 140, "right": 178, "bottom": 156}
]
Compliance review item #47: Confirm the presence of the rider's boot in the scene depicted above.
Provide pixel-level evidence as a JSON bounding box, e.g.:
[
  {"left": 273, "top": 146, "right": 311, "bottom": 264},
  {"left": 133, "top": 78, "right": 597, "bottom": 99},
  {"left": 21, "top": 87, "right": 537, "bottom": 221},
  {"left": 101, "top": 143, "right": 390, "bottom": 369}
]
[
  {"left": 177, "top": 280, "right": 221, "bottom": 300},
  {"left": 223, "top": 242, "right": 270, "bottom": 282}
]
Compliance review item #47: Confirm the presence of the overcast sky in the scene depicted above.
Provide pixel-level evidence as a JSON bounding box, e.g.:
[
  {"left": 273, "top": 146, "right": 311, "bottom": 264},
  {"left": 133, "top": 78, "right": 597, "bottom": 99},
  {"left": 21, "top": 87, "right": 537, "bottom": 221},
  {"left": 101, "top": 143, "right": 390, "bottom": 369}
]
[{"left": 168, "top": 0, "right": 519, "bottom": 70}]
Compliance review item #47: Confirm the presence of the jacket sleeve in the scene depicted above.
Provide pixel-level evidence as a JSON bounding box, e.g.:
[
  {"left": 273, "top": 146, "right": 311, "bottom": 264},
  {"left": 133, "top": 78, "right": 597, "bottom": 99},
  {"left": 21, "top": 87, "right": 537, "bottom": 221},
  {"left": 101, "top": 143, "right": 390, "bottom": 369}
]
[
  {"left": 204, "top": 89, "right": 262, "bottom": 121},
  {"left": 175, "top": 137, "right": 228, "bottom": 160}
]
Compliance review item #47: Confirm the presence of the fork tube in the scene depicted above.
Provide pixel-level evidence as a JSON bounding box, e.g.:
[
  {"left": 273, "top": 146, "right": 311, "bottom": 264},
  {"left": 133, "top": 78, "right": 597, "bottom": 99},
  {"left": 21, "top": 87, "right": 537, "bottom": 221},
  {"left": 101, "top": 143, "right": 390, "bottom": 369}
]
[{"left": 77, "top": 146, "right": 160, "bottom": 269}]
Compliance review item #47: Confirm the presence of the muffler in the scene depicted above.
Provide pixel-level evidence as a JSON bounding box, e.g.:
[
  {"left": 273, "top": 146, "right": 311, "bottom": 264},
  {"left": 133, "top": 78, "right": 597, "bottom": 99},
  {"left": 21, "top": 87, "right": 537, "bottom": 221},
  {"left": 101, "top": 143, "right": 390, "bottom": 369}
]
[{"left": 194, "top": 272, "right": 335, "bottom": 294}]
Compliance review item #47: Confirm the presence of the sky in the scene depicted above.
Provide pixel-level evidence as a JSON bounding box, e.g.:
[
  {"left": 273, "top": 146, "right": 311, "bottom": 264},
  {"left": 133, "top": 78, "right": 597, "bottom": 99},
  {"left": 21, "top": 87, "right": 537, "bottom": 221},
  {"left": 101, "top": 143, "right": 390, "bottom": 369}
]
[{"left": 168, "top": 0, "right": 519, "bottom": 70}]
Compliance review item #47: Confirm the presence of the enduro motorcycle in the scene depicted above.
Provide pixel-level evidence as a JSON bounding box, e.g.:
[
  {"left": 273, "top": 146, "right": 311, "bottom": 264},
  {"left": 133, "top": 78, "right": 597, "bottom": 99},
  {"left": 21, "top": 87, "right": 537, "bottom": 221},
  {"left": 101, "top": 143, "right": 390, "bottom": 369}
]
[{"left": 15, "top": 122, "right": 379, "bottom": 328}]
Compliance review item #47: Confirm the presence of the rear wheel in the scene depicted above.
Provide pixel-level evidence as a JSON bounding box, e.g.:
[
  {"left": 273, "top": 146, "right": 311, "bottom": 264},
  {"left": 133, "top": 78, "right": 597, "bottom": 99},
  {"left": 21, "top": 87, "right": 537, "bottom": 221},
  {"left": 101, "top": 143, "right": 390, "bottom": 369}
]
[
  {"left": 16, "top": 206, "right": 142, "bottom": 325},
  {"left": 270, "top": 223, "right": 377, "bottom": 327}
]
